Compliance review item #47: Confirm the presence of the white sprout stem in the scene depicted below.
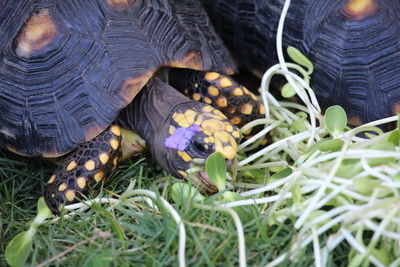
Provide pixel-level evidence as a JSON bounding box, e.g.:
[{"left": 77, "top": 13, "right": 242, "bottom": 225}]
[
  {"left": 239, "top": 120, "right": 283, "bottom": 150},
  {"left": 295, "top": 141, "right": 349, "bottom": 229},
  {"left": 312, "top": 227, "right": 322, "bottom": 267},
  {"left": 195, "top": 204, "right": 247, "bottom": 267},
  {"left": 121, "top": 189, "right": 186, "bottom": 267}
]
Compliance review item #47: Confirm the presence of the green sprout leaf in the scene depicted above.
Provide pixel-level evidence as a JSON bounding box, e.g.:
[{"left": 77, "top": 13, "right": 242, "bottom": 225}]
[
  {"left": 281, "top": 83, "right": 297, "bottom": 98},
  {"left": 171, "top": 182, "right": 205, "bottom": 203},
  {"left": 270, "top": 167, "right": 292, "bottom": 180},
  {"left": 6, "top": 230, "right": 34, "bottom": 267},
  {"left": 287, "top": 46, "right": 314, "bottom": 73},
  {"left": 6, "top": 197, "right": 53, "bottom": 267},
  {"left": 324, "top": 105, "right": 348, "bottom": 137},
  {"left": 316, "top": 138, "right": 344, "bottom": 152},
  {"left": 206, "top": 152, "right": 227, "bottom": 191}
]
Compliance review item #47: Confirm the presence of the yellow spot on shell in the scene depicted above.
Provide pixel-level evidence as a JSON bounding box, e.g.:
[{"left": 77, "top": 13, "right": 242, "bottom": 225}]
[
  {"left": 209, "top": 136, "right": 215, "bottom": 143},
  {"left": 66, "top": 161, "right": 77, "bottom": 171},
  {"left": 208, "top": 86, "right": 219, "bottom": 96},
  {"left": 178, "top": 151, "right": 192, "bottom": 162},
  {"left": 110, "top": 139, "right": 120, "bottom": 150},
  {"left": 77, "top": 177, "right": 86, "bottom": 189},
  {"left": 204, "top": 137, "right": 209, "bottom": 143},
  {"left": 203, "top": 97, "right": 213, "bottom": 104},
  {"left": 65, "top": 190, "right": 76, "bottom": 202},
  {"left": 194, "top": 83, "right": 199, "bottom": 88},
  {"left": 85, "top": 160, "right": 96, "bottom": 171},
  {"left": 99, "top": 153, "right": 110, "bottom": 165},
  {"left": 205, "top": 72, "right": 220, "bottom": 81},
  {"left": 47, "top": 174, "right": 56, "bottom": 184},
  {"left": 169, "top": 125, "right": 176, "bottom": 134},
  {"left": 202, "top": 119, "right": 225, "bottom": 132},
  {"left": 192, "top": 93, "right": 201, "bottom": 101},
  {"left": 232, "top": 87, "right": 243, "bottom": 96},
  {"left": 241, "top": 103, "right": 253, "bottom": 115},
  {"left": 259, "top": 104, "right": 265, "bottom": 115},
  {"left": 58, "top": 183, "right": 67, "bottom": 191},
  {"left": 230, "top": 117, "right": 242, "bottom": 125},
  {"left": 216, "top": 96, "right": 228, "bottom": 108},
  {"left": 111, "top": 125, "right": 121, "bottom": 136},
  {"left": 94, "top": 171, "right": 105, "bottom": 182},
  {"left": 220, "top": 77, "right": 233, "bottom": 88}
]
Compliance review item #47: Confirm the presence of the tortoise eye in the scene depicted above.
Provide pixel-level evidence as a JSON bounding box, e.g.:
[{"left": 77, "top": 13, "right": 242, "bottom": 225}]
[{"left": 193, "top": 139, "right": 210, "bottom": 153}]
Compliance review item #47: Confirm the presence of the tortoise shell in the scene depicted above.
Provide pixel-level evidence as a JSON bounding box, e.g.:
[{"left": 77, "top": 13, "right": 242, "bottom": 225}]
[
  {"left": 202, "top": 0, "right": 400, "bottom": 125},
  {"left": 0, "top": 0, "right": 235, "bottom": 157}
]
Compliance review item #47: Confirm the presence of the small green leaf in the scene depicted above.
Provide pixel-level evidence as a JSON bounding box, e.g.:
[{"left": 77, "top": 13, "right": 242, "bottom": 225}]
[
  {"left": 287, "top": 46, "right": 314, "bottom": 73},
  {"left": 366, "top": 141, "right": 396, "bottom": 166},
  {"left": 6, "top": 231, "right": 33, "bottom": 267},
  {"left": 316, "top": 138, "right": 344, "bottom": 152},
  {"left": 270, "top": 167, "right": 292, "bottom": 180},
  {"left": 324, "top": 105, "right": 348, "bottom": 136},
  {"left": 171, "top": 182, "right": 205, "bottom": 203},
  {"left": 354, "top": 177, "right": 380, "bottom": 195},
  {"left": 206, "top": 152, "right": 227, "bottom": 191},
  {"left": 281, "top": 83, "right": 297, "bottom": 98},
  {"left": 37, "top": 197, "right": 53, "bottom": 221}
]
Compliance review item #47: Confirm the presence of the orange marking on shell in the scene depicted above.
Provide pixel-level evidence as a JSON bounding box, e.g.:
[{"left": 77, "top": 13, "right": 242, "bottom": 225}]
[
  {"left": 348, "top": 116, "right": 363, "bottom": 126},
  {"left": 392, "top": 103, "right": 400, "bottom": 115},
  {"left": 107, "top": 0, "right": 134, "bottom": 11},
  {"left": 120, "top": 71, "right": 154, "bottom": 104},
  {"left": 343, "top": 0, "right": 376, "bottom": 20},
  {"left": 16, "top": 9, "right": 57, "bottom": 57},
  {"left": 169, "top": 52, "right": 204, "bottom": 70}
]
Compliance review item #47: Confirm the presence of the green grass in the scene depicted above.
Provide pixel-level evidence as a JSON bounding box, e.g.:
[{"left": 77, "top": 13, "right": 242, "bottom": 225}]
[{"left": 0, "top": 148, "right": 350, "bottom": 266}]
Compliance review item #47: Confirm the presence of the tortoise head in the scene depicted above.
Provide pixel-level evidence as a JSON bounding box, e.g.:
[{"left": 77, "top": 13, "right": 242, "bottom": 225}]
[{"left": 157, "top": 103, "right": 240, "bottom": 193}]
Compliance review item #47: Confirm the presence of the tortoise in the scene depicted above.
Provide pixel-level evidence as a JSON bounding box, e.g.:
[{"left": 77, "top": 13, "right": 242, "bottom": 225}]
[
  {"left": 0, "top": 0, "right": 265, "bottom": 214},
  {"left": 201, "top": 0, "right": 400, "bottom": 126}
]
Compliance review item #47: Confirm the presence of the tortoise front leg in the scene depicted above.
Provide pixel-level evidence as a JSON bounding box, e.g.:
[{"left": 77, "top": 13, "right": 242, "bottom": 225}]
[{"left": 45, "top": 125, "right": 122, "bottom": 214}]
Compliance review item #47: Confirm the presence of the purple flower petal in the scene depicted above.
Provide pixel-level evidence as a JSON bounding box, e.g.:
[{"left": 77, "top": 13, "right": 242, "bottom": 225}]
[{"left": 164, "top": 125, "right": 201, "bottom": 151}]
